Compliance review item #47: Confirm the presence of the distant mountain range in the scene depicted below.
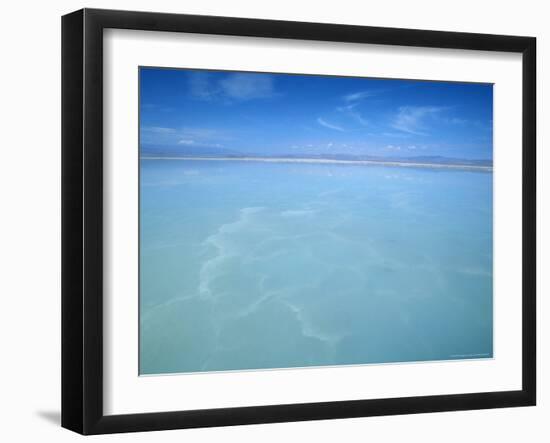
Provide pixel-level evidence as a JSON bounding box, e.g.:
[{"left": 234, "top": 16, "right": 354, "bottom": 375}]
[{"left": 140, "top": 145, "right": 492, "bottom": 168}]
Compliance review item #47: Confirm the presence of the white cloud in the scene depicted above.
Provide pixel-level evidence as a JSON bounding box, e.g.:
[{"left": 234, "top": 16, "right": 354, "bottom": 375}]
[
  {"left": 189, "top": 72, "right": 275, "bottom": 101},
  {"left": 349, "top": 110, "right": 369, "bottom": 126},
  {"left": 179, "top": 127, "right": 228, "bottom": 140},
  {"left": 336, "top": 103, "right": 357, "bottom": 112},
  {"left": 188, "top": 73, "right": 217, "bottom": 100},
  {"left": 337, "top": 103, "right": 368, "bottom": 127},
  {"left": 317, "top": 117, "right": 345, "bottom": 132},
  {"left": 177, "top": 139, "right": 223, "bottom": 148},
  {"left": 219, "top": 73, "right": 274, "bottom": 100},
  {"left": 381, "top": 132, "right": 411, "bottom": 139},
  {"left": 449, "top": 117, "right": 467, "bottom": 124},
  {"left": 142, "top": 126, "right": 177, "bottom": 134},
  {"left": 343, "top": 90, "right": 376, "bottom": 102},
  {"left": 141, "top": 125, "right": 229, "bottom": 149},
  {"left": 391, "top": 106, "right": 445, "bottom": 135}
]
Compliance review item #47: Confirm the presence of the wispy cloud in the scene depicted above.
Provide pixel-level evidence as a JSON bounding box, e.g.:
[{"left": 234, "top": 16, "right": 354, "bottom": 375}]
[
  {"left": 337, "top": 103, "right": 369, "bottom": 127},
  {"left": 382, "top": 131, "right": 411, "bottom": 139},
  {"left": 141, "top": 126, "right": 177, "bottom": 134},
  {"left": 189, "top": 72, "right": 276, "bottom": 101},
  {"left": 343, "top": 90, "right": 376, "bottom": 103},
  {"left": 141, "top": 126, "right": 229, "bottom": 148},
  {"left": 448, "top": 117, "right": 467, "bottom": 125},
  {"left": 179, "top": 127, "right": 229, "bottom": 140},
  {"left": 175, "top": 128, "right": 227, "bottom": 148},
  {"left": 219, "top": 74, "right": 274, "bottom": 100},
  {"left": 391, "top": 106, "right": 445, "bottom": 135},
  {"left": 349, "top": 111, "right": 369, "bottom": 126},
  {"left": 317, "top": 117, "right": 345, "bottom": 132},
  {"left": 176, "top": 137, "right": 223, "bottom": 148},
  {"left": 336, "top": 103, "right": 356, "bottom": 112},
  {"left": 338, "top": 90, "right": 373, "bottom": 127},
  {"left": 188, "top": 74, "right": 217, "bottom": 100}
]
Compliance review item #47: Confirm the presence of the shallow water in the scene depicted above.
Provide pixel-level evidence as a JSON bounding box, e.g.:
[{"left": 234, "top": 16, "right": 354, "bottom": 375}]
[{"left": 139, "top": 159, "right": 493, "bottom": 375}]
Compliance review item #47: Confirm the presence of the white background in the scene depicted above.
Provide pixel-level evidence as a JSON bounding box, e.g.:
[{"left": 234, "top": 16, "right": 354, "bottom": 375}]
[{"left": 0, "top": 0, "right": 547, "bottom": 441}]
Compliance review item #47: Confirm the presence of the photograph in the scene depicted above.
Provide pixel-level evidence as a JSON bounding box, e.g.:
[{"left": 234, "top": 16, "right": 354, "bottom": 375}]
[{"left": 139, "top": 67, "right": 494, "bottom": 375}]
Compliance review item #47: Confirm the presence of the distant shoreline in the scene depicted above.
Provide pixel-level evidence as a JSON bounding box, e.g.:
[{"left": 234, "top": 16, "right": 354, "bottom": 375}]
[{"left": 140, "top": 156, "right": 493, "bottom": 172}]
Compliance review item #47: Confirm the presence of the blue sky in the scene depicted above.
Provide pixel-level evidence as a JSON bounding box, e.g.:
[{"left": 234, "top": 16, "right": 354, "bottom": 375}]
[{"left": 140, "top": 67, "right": 493, "bottom": 160}]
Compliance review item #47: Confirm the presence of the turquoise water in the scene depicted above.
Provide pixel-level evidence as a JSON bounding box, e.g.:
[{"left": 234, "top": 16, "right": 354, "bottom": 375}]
[{"left": 139, "top": 159, "right": 493, "bottom": 375}]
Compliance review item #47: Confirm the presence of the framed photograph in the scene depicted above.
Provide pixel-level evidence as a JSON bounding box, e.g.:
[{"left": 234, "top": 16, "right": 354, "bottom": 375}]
[{"left": 61, "top": 8, "right": 536, "bottom": 435}]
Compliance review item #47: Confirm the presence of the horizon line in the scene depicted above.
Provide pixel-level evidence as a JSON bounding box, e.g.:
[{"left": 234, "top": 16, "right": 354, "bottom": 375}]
[{"left": 140, "top": 156, "right": 493, "bottom": 172}]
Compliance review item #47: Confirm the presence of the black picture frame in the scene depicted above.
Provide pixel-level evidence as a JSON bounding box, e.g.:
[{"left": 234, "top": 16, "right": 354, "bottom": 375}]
[{"left": 62, "top": 8, "right": 536, "bottom": 435}]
